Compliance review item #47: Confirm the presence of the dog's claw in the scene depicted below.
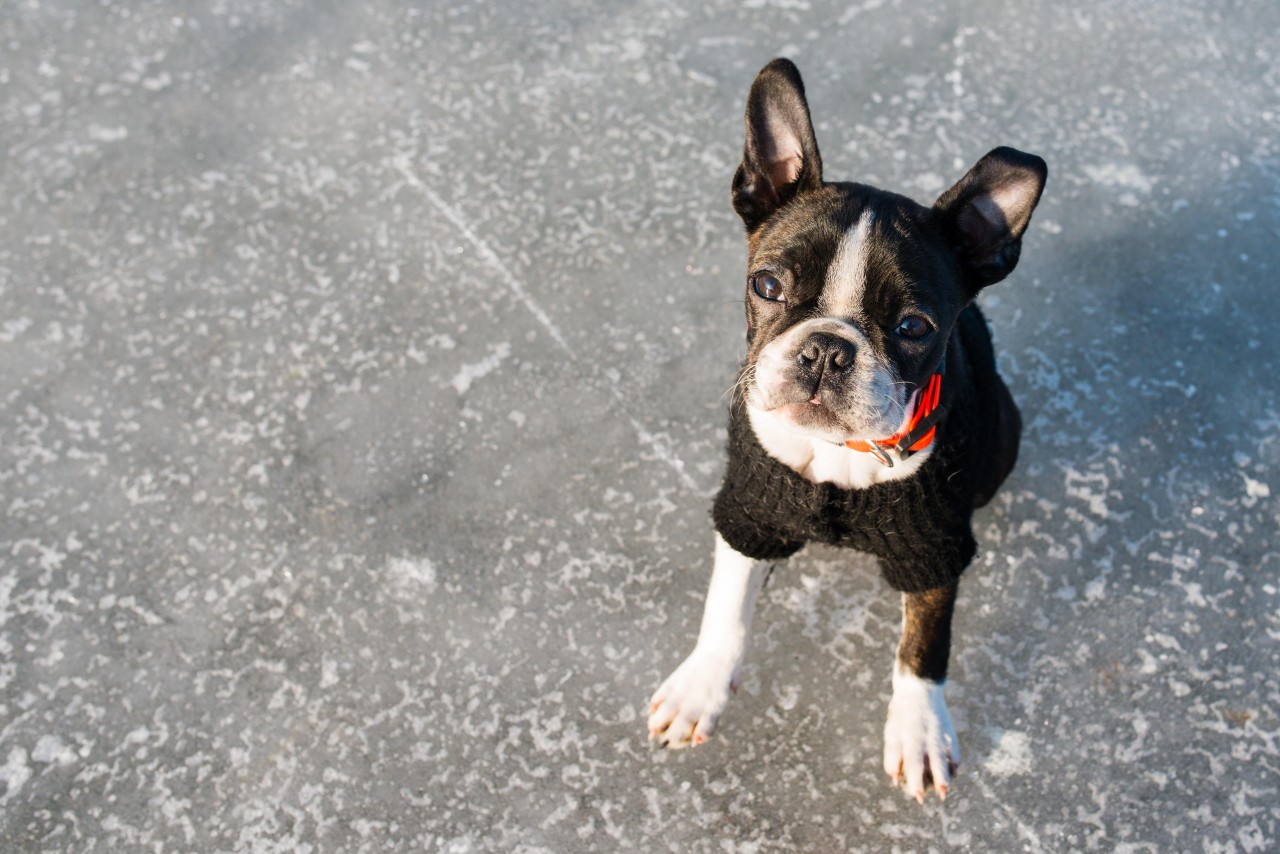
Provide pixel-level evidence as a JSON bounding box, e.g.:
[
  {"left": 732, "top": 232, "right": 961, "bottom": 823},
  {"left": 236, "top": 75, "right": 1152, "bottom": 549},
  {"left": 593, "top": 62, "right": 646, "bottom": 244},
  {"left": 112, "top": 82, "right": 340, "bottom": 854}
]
[
  {"left": 646, "top": 653, "right": 737, "bottom": 750},
  {"left": 883, "top": 672, "right": 960, "bottom": 805}
]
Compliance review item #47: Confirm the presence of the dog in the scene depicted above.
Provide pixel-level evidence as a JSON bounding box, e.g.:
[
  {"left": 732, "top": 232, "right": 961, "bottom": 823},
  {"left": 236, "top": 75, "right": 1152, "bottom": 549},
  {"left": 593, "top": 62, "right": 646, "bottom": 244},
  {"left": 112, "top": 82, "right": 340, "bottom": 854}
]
[{"left": 647, "top": 58, "right": 1046, "bottom": 803}]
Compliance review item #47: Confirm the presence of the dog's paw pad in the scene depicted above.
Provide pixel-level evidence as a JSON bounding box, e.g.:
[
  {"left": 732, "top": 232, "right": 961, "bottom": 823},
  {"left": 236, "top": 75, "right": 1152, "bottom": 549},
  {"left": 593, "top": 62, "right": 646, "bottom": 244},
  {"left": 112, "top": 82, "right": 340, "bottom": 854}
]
[
  {"left": 647, "top": 654, "right": 736, "bottom": 749},
  {"left": 883, "top": 671, "right": 960, "bottom": 804}
]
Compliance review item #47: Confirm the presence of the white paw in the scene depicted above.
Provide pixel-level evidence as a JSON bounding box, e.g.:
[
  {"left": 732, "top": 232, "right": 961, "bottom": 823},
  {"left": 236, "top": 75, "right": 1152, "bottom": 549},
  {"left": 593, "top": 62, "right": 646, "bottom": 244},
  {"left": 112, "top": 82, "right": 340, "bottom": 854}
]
[
  {"left": 883, "top": 669, "right": 960, "bottom": 803},
  {"left": 647, "top": 653, "right": 738, "bottom": 749}
]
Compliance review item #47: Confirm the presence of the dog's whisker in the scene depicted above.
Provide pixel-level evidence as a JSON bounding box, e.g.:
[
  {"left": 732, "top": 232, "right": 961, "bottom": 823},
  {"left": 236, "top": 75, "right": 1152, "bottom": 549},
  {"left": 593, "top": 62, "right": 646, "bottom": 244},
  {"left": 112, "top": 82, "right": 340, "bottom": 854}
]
[{"left": 721, "top": 364, "right": 758, "bottom": 408}]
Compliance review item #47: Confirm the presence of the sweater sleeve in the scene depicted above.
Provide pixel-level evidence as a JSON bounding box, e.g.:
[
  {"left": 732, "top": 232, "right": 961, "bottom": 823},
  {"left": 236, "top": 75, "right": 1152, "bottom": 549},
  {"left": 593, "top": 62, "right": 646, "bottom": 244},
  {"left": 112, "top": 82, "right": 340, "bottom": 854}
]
[
  {"left": 874, "top": 527, "right": 976, "bottom": 593},
  {"left": 712, "top": 486, "right": 806, "bottom": 561}
]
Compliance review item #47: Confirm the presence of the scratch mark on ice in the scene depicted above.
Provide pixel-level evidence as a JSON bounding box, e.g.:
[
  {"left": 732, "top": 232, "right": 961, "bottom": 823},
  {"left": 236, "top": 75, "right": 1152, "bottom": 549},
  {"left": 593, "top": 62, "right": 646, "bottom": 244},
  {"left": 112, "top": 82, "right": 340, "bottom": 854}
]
[
  {"left": 394, "top": 156, "right": 703, "bottom": 494},
  {"left": 392, "top": 156, "right": 574, "bottom": 356}
]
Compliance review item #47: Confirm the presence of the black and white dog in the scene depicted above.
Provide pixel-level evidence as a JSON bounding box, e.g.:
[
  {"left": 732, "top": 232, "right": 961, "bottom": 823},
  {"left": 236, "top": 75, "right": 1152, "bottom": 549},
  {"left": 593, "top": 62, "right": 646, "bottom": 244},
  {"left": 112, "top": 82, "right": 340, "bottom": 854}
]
[{"left": 648, "top": 59, "right": 1046, "bottom": 803}]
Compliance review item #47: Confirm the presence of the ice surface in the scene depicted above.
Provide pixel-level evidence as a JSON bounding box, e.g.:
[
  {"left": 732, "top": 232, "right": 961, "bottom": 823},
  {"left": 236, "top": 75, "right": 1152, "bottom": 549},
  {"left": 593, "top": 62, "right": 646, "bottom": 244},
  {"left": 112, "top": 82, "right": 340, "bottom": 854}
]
[{"left": 2, "top": 0, "right": 1279, "bottom": 850}]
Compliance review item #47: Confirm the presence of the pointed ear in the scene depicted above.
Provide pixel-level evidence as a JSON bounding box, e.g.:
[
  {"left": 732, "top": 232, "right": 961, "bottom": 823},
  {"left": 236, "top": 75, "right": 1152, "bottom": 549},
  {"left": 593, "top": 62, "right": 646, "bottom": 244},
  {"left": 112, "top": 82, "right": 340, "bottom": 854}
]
[
  {"left": 731, "top": 58, "right": 824, "bottom": 231},
  {"left": 935, "top": 147, "right": 1047, "bottom": 289}
]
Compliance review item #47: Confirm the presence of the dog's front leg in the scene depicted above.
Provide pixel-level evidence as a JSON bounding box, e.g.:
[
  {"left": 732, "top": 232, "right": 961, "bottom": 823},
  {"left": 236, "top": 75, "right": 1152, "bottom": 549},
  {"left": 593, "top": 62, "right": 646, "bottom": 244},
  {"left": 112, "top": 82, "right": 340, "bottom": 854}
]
[
  {"left": 647, "top": 534, "right": 770, "bottom": 748},
  {"left": 883, "top": 581, "right": 961, "bottom": 802}
]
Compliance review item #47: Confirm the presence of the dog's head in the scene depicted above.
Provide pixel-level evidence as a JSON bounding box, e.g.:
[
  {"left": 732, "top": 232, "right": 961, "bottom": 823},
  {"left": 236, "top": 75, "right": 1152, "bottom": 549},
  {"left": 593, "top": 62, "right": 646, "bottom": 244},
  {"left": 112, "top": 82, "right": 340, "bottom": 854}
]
[{"left": 733, "top": 59, "right": 1046, "bottom": 448}]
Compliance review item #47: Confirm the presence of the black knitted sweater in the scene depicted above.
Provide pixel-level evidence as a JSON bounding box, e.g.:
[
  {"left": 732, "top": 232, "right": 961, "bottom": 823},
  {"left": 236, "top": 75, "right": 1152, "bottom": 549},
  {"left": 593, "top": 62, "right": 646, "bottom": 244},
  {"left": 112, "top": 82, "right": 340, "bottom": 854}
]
[{"left": 712, "top": 305, "right": 1008, "bottom": 593}]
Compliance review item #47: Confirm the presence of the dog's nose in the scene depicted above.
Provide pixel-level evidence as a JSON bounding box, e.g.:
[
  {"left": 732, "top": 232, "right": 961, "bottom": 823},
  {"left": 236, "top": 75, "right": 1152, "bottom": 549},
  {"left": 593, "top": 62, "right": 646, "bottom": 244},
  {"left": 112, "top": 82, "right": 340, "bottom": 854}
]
[{"left": 798, "top": 332, "right": 856, "bottom": 372}]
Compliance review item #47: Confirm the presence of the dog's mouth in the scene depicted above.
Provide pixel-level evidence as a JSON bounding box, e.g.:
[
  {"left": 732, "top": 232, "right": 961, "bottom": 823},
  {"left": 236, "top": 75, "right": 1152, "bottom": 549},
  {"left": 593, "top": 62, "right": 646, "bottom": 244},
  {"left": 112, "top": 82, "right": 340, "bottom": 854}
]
[
  {"left": 751, "top": 380, "right": 906, "bottom": 443},
  {"left": 774, "top": 399, "right": 838, "bottom": 429}
]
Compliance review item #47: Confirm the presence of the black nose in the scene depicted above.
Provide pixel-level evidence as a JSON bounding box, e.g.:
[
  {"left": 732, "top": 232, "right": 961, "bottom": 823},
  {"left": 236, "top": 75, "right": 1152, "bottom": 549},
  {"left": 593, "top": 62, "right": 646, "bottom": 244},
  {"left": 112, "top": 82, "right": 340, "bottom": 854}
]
[{"left": 798, "top": 332, "right": 856, "bottom": 373}]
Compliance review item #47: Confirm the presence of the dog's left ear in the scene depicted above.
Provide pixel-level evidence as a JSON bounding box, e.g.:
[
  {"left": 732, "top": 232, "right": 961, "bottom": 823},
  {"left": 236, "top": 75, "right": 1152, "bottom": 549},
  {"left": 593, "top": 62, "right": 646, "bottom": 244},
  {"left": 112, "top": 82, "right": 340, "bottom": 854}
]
[{"left": 935, "top": 147, "right": 1047, "bottom": 290}]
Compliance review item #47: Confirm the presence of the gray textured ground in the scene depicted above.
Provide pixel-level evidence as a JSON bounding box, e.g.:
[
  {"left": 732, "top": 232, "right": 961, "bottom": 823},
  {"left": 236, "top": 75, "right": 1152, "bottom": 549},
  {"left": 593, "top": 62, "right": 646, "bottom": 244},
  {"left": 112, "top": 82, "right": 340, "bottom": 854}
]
[{"left": 3, "top": 0, "right": 1279, "bottom": 851}]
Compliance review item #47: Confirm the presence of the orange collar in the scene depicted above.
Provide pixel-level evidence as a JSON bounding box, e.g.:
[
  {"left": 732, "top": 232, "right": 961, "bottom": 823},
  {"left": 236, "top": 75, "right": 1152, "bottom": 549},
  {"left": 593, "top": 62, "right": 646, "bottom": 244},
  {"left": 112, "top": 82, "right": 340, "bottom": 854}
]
[{"left": 844, "top": 370, "right": 945, "bottom": 468}]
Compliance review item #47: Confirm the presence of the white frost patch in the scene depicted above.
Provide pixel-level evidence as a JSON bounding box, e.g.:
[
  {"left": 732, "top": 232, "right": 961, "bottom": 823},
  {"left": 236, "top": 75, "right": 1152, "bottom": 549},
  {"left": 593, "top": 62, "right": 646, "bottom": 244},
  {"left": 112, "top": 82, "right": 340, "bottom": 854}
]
[
  {"left": 450, "top": 342, "right": 511, "bottom": 394},
  {"left": 386, "top": 556, "right": 437, "bottom": 595},
  {"left": 1064, "top": 466, "right": 1112, "bottom": 518},
  {"left": 0, "top": 747, "right": 31, "bottom": 803},
  {"left": 838, "top": 0, "right": 885, "bottom": 25},
  {"left": 616, "top": 38, "right": 646, "bottom": 61},
  {"left": 142, "top": 72, "right": 172, "bottom": 91},
  {"left": 982, "top": 729, "right": 1033, "bottom": 777},
  {"left": 774, "top": 682, "right": 800, "bottom": 711},
  {"left": 1183, "top": 582, "right": 1207, "bottom": 608},
  {"left": 31, "top": 735, "right": 76, "bottom": 766},
  {"left": 320, "top": 657, "right": 340, "bottom": 689},
  {"left": 1084, "top": 575, "right": 1107, "bottom": 602},
  {"left": 744, "top": 0, "right": 810, "bottom": 8},
  {"left": 0, "top": 317, "right": 33, "bottom": 342},
  {"left": 1137, "top": 647, "right": 1159, "bottom": 675},
  {"left": 1084, "top": 163, "right": 1154, "bottom": 194},
  {"left": 88, "top": 124, "right": 128, "bottom": 142},
  {"left": 492, "top": 605, "right": 517, "bottom": 634},
  {"left": 1241, "top": 474, "right": 1270, "bottom": 499},
  {"left": 0, "top": 572, "right": 16, "bottom": 667}
]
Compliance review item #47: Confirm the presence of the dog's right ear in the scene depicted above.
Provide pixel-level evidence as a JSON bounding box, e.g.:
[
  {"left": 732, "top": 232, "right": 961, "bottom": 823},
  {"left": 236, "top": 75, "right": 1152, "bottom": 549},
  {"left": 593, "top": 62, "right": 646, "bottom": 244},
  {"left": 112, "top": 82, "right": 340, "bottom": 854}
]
[
  {"left": 732, "top": 59, "right": 824, "bottom": 231},
  {"left": 935, "top": 147, "right": 1048, "bottom": 291}
]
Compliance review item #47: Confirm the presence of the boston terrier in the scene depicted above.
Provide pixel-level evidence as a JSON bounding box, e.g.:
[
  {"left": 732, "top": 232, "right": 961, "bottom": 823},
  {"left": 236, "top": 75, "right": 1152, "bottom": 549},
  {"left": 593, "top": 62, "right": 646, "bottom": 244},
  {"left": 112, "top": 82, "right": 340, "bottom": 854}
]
[{"left": 647, "top": 58, "right": 1046, "bottom": 803}]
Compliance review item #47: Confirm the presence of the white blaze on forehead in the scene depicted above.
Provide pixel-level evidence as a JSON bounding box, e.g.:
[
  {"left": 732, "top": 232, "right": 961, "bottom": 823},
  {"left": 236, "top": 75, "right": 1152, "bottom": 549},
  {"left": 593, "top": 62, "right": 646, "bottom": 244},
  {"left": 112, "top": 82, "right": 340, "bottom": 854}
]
[{"left": 821, "top": 209, "right": 876, "bottom": 318}]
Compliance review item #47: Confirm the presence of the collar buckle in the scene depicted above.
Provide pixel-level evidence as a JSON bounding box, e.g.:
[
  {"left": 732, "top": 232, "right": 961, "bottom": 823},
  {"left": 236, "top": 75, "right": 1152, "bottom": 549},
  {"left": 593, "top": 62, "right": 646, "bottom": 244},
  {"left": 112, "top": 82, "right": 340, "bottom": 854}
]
[
  {"left": 844, "top": 367, "right": 946, "bottom": 467},
  {"left": 866, "top": 442, "right": 895, "bottom": 468}
]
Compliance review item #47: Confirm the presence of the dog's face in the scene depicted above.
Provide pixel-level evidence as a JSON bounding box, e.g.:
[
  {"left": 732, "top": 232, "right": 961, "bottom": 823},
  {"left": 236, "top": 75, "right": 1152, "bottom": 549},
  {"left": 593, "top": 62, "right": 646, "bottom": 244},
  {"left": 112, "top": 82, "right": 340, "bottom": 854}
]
[
  {"left": 742, "top": 187, "right": 966, "bottom": 443},
  {"left": 732, "top": 60, "right": 1046, "bottom": 446}
]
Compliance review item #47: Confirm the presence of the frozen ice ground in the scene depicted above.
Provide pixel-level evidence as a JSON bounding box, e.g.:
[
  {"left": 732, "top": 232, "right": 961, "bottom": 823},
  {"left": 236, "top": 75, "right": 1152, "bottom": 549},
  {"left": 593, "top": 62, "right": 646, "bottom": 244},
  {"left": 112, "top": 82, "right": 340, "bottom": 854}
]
[{"left": 2, "top": 0, "right": 1279, "bottom": 850}]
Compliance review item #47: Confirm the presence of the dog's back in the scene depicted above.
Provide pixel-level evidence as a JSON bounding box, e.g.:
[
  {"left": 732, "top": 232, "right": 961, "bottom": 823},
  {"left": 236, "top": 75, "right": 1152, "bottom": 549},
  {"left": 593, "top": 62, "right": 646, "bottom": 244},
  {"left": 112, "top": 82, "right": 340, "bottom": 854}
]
[{"left": 951, "top": 304, "right": 1022, "bottom": 509}]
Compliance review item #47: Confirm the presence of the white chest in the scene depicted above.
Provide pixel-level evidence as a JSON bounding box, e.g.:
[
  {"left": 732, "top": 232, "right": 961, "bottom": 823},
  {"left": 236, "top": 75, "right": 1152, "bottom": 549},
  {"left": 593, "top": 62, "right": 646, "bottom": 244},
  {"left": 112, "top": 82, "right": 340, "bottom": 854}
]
[{"left": 746, "top": 405, "right": 934, "bottom": 490}]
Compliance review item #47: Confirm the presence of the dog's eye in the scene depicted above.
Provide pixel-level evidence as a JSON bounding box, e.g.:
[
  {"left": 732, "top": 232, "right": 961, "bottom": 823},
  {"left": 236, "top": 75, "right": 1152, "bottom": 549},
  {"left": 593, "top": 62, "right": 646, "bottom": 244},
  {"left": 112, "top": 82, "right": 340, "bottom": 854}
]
[
  {"left": 752, "top": 272, "right": 786, "bottom": 302},
  {"left": 896, "top": 315, "right": 932, "bottom": 340}
]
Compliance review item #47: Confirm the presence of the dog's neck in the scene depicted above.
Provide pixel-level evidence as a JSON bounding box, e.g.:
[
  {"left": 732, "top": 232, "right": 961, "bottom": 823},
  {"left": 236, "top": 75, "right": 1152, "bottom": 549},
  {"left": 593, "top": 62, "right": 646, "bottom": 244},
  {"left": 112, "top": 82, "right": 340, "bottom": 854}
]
[
  {"left": 843, "top": 364, "right": 946, "bottom": 467},
  {"left": 746, "top": 403, "right": 936, "bottom": 490}
]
